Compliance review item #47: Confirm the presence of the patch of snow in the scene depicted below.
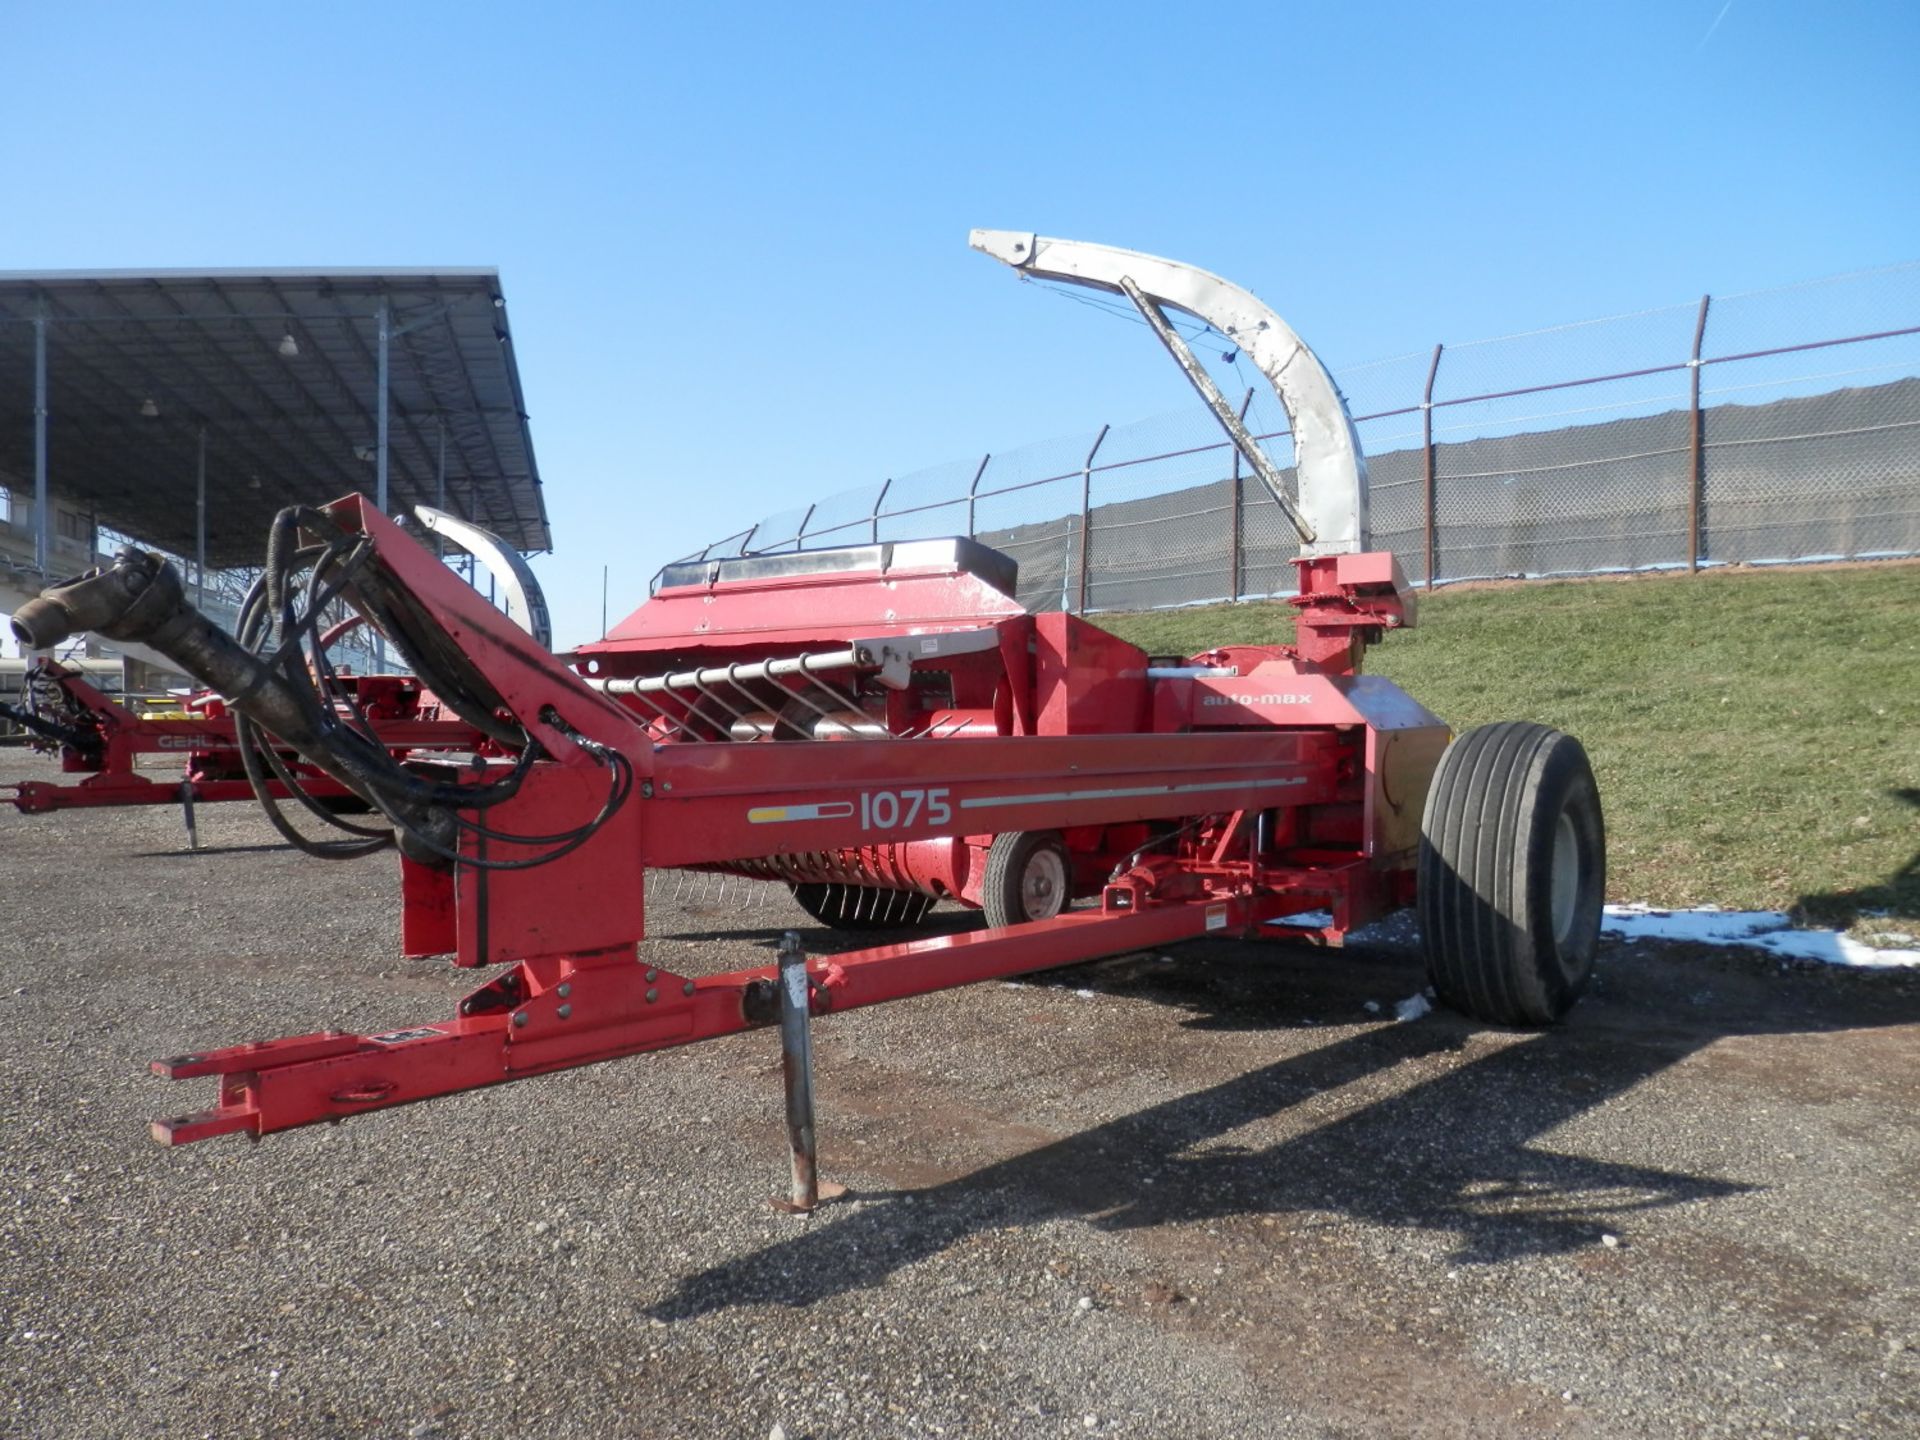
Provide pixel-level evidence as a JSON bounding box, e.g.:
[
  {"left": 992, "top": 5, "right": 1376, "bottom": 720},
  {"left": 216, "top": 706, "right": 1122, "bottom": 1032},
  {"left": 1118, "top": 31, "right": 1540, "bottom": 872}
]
[
  {"left": 1268, "top": 909, "right": 1333, "bottom": 929},
  {"left": 1602, "top": 904, "right": 1920, "bottom": 969},
  {"left": 1394, "top": 991, "right": 1433, "bottom": 1022}
]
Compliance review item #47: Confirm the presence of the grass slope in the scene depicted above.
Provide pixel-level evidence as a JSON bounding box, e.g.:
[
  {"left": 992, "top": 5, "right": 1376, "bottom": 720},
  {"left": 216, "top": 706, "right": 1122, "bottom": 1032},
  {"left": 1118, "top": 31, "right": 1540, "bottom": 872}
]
[{"left": 1103, "top": 564, "right": 1920, "bottom": 931}]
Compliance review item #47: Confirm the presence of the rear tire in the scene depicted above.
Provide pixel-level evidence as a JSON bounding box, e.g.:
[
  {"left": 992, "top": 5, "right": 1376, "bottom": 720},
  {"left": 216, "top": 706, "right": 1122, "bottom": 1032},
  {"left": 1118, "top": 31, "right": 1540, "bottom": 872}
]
[
  {"left": 1417, "top": 722, "right": 1605, "bottom": 1025},
  {"left": 980, "top": 830, "right": 1071, "bottom": 929},
  {"left": 790, "top": 882, "right": 936, "bottom": 931}
]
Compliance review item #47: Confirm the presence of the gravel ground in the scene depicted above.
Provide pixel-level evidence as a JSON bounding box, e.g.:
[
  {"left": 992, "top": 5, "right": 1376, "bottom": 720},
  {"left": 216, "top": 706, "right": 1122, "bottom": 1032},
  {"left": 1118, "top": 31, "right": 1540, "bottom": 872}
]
[{"left": 2, "top": 748, "right": 1916, "bottom": 1439}]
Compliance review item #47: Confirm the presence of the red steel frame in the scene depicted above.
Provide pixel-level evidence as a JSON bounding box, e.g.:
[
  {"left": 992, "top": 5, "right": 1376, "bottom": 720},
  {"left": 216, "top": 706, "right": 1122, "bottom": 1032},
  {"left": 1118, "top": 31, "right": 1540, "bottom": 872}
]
[{"left": 148, "top": 496, "right": 1449, "bottom": 1147}]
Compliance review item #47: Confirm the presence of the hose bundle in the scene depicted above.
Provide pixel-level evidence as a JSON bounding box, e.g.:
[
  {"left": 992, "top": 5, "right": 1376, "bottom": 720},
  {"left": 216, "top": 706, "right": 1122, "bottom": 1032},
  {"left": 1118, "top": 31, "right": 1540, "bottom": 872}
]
[{"left": 232, "top": 506, "right": 631, "bottom": 868}]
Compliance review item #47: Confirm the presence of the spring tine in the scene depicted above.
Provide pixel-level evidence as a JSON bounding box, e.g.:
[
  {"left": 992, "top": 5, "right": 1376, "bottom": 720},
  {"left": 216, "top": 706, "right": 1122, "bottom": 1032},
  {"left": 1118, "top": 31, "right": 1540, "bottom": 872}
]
[
  {"left": 622, "top": 686, "right": 698, "bottom": 742},
  {"left": 773, "top": 678, "right": 842, "bottom": 729},
  {"left": 799, "top": 664, "right": 870, "bottom": 717},
  {"left": 786, "top": 652, "right": 883, "bottom": 735},
  {"left": 721, "top": 663, "right": 766, "bottom": 710},
  {"left": 673, "top": 679, "right": 745, "bottom": 742},
  {"left": 684, "top": 675, "right": 753, "bottom": 727},
  {"left": 596, "top": 646, "right": 898, "bottom": 741},
  {"left": 623, "top": 673, "right": 730, "bottom": 742}
]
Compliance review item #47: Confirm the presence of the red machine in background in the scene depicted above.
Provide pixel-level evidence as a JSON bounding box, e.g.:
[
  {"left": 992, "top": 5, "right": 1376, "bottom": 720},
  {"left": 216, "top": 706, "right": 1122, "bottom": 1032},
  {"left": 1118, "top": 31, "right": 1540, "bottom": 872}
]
[
  {"left": 10, "top": 233, "right": 1605, "bottom": 1207},
  {"left": 5, "top": 506, "right": 546, "bottom": 833},
  {"left": 3, "top": 657, "right": 477, "bottom": 822}
]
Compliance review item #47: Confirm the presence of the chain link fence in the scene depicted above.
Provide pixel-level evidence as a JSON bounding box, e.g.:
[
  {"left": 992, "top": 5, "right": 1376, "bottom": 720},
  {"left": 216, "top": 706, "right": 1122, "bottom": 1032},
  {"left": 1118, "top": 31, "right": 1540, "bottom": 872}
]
[{"left": 669, "top": 262, "right": 1920, "bottom": 614}]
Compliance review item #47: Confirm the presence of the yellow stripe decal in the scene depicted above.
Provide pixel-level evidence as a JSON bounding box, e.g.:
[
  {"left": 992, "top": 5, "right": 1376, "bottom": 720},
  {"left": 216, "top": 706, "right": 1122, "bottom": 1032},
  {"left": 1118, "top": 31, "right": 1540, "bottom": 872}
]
[{"left": 747, "top": 801, "right": 855, "bottom": 825}]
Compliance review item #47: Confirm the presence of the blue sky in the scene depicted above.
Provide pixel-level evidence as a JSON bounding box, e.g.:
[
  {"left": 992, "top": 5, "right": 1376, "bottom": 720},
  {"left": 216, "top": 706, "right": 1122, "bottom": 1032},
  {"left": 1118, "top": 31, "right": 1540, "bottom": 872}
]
[{"left": 4, "top": 1, "right": 1916, "bottom": 645}]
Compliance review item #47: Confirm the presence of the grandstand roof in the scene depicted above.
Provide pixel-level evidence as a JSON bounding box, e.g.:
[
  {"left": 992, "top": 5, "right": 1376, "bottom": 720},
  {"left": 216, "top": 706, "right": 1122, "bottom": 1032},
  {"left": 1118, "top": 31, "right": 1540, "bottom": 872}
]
[{"left": 0, "top": 268, "right": 549, "bottom": 567}]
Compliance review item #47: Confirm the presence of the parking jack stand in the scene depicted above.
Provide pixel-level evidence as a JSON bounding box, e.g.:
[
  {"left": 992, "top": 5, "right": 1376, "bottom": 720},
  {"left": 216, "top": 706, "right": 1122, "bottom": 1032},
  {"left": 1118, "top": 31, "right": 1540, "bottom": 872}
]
[
  {"left": 178, "top": 781, "right": 199, "bottom": 851},
  {"left": 772, "top": 930, "right": 845, "bottom": 1213}
]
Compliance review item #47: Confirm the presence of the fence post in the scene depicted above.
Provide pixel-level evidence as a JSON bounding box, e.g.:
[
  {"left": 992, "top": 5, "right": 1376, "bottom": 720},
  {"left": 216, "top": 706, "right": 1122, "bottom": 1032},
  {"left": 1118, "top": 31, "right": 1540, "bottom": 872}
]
[
  {"left": 870, "top": 478, "right": 891, "bottom": 544},
  {"left": 1076, "top": 425, "right": 1110, "bottom": 614},
  {"left": 965, "top": 453, "right": 991, "bottom": 538},
  {"left": 1421, "top": 343, "right": 1444, "bottom": 591},
  {"left": 1688, "top": 294, "right": 1712, "bottom": 572},
  {"left": 1228, "top": 390, "right": 1253, "bottom": 601}
]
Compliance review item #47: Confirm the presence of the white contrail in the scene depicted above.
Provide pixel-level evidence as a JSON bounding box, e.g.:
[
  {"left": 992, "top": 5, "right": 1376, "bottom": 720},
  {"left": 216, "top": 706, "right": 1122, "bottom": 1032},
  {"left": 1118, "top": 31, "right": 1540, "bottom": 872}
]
[{"left": 1698, "top": 0, "right": 1737, "bottom": 50}]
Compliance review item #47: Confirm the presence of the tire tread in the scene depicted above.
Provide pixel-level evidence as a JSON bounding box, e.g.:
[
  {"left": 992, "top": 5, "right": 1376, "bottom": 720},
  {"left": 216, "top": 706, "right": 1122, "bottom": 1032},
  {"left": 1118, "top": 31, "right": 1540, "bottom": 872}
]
[{"left": 1419, "top": 721, "right": 1603, "bottom": 1026}]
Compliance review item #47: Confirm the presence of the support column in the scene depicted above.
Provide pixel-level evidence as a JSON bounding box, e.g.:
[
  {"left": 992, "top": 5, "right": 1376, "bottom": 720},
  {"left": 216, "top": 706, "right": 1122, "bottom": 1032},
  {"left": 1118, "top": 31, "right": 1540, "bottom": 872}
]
[
  {"left": 195, "top": 427, "right": 207, "bottom": 608},
  {"left": 375, "top": 297, "right": 391, "bottom": 515},
  {"left": 434, "top": 414, "right": 447, "bottom": 558},
  {"left": 32, "top": 311, "right": 49, "bottom": 580},
  {"left": 373, "top": 296, "right": 391, "bottom": 672}
]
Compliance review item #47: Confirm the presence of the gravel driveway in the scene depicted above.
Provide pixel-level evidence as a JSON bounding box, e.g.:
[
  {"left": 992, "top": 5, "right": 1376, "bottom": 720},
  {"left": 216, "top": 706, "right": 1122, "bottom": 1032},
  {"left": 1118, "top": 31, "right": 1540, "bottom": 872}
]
[{"left": 3, "top": 750, "right": 1915, "bottom": 1439}]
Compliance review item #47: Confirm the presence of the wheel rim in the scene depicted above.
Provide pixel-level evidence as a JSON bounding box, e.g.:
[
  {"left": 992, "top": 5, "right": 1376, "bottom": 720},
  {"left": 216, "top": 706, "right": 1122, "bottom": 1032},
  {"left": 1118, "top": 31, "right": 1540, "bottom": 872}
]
[
  {"left": 1021, "top": 847, "right": 1068, "bottom": 921},
  {"left": 1549, "top": 809, "right": 1580, "bottom": 947}
]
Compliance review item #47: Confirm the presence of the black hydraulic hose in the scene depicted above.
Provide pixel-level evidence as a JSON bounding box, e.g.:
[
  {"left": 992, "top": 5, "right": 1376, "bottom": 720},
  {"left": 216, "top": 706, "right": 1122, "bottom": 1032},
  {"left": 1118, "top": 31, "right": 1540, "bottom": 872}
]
[
  {"left": 233, "top": 707, "right": 391, "bottom": 860},
  {"left": 0, "top": 701, "right": 92, "bottom": 750},
  {"left": 237, "top": 509, "right": 631, "bottom": 867}
]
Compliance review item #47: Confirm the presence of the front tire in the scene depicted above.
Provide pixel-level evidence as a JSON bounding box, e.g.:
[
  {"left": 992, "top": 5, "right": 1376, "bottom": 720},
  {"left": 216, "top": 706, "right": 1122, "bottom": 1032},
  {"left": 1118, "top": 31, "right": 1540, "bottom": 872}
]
[
  {"left": 1417, "top": 722, "right": 1605, "bottom": 1025},
  {"left": 980, "top": 830, "right": 1071, "bottom": 929}
]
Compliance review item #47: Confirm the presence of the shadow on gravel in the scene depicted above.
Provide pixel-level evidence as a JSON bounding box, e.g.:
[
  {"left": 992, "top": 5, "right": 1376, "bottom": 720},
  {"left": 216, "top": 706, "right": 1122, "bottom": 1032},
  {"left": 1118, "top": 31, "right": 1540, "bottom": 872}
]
[
  {"left": 133, "top": 841, "right": 300, "bottom": 858},
  {"left": 648, "top": 940, "right": 1920, "bottom": 1322}
]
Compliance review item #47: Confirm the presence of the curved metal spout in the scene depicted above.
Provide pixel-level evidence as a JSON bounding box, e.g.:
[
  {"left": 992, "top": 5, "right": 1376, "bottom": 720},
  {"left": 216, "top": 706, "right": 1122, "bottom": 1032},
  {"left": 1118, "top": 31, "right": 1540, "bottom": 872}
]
[
  {"left": 969, "top": 229, "right": 1369, "bottom": 556},
  {"left": 412, "top": 504, "right": 553, "bottom": 649}
]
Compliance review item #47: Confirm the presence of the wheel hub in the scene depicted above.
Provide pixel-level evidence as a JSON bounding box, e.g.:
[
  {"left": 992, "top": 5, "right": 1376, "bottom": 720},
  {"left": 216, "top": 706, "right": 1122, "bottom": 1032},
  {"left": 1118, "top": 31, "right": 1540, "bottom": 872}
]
[
  {"left": 1550, "top": 809, "right": 1580, "bottom": 947},
  {"left": 1022, "top": 849, "right": 1067, "bottom": 921}
]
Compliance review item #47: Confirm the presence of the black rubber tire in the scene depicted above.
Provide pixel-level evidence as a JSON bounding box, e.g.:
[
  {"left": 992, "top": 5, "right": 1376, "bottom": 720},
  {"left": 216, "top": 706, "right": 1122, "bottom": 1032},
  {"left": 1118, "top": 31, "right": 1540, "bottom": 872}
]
[
  {"left": 980, "top": 830, "right": 1072, "bottom": 929},
  {"left": 1417, "top": 721, "right": 1606, "bottom": 1026},
  {"left": 790, "top": 882, "right": 936, "bottom": 931}
]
